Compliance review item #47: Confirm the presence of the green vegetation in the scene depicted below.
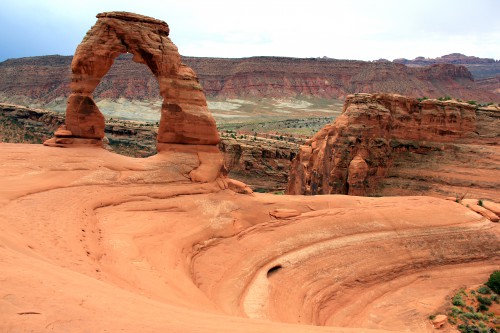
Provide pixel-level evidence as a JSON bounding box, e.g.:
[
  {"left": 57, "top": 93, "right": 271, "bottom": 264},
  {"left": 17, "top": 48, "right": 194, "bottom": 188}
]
[
  {"left": 453, "top": 290, "right": 466, "bottom": 306},
  {"left": 217, "top": 116, "right": 335, "bottom": 138},
  {"left": 0, "top": 116, "right": 53, "bottom": 144},
  {"left": 477, "top": 285, "right": 491, "bottom": 295},
  {"left": 486, "top": 271, "right": 500, "bottom": 294},
  {"left": 477, "top": 303, "right": 489, "bottom": 312},
  {"left": 438, "top": 96, "right": 452, "bottom": 101},
  {"left": 445, "top": 273, "right": 500, "bottom": 333},
  {"left": 476, "top": 295, "right": 492, "bottom": 306}
]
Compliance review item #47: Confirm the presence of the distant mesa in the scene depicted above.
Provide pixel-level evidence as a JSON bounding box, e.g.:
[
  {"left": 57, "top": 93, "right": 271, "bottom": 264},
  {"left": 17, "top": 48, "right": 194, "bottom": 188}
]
[
  {"left": 1, "top": 52, "right": 498, "bottom": 110},
  {"left": 393, "top": 53, "right": 500, "bottom": 82},
  {"left": 44, "top": 11, "right": 219, "bottom": 149},
  {"left": 393, "top": 53, "right": 499, "bottom": 65}
]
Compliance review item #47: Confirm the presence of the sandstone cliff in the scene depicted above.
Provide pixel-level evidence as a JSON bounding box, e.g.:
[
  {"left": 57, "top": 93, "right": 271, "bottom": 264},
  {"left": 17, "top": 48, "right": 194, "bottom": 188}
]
[
  {"left": 287, "top": 94, "right": 500, "bottom": 199},
  {"left": 1, "top": 55, "right": 498, "bottom": 109},
  {"left": 0, "top": 104, "right": 64, "bottom": 143},
  {"left": 477, "top": 76, "right": 500, "bottom": 94},
  {"left": 219, "top": 137, "right": 297, "bottom": 191}
]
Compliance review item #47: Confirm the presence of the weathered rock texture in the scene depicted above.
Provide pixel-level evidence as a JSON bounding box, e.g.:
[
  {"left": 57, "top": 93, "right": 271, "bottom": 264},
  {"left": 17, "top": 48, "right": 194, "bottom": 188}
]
[
  {"left": 46, "top": 11, "right": 219, "bottom": 147},
  {"left": 477, "top": 76, "right": 500, "bottom": 94},
  {"left": 4, "top": 101, "right": 499, "bottom": 195},
  {"left": 287, "top": 93, "right": 500, "bottom": 199}
]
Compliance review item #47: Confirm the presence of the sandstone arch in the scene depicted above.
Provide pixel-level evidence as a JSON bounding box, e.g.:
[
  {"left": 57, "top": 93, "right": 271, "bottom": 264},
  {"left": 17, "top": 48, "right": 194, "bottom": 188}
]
[{"left": 61, "top": 11, "right": 219, "bottom": 146}]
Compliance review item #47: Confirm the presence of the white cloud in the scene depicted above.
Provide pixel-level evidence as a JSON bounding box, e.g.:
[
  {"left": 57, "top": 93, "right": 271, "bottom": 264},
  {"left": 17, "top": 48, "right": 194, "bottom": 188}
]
[{"left": 0, "top": 0, "right": 498, "bottom": 61}]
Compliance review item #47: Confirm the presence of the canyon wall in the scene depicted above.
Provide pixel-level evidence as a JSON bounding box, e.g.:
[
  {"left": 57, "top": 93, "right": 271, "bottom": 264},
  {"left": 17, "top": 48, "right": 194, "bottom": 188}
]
[
  {"left": 0, "top": 103, "right": 157, "bottom": 156},
  {"left": 287, "top": 93, "right": 500, "bottom": 199},
  {"left": 185, "top": 56, "right": 496, "bottom": 100},
  {"left": 219, "top": 137, "right": 297, "bottom": 191},
  {"left": 1, "top": 103, "right": 296, "bottom": 191},
  {"left": 1, "top": 55, "right": 498, "bottom": 109}
]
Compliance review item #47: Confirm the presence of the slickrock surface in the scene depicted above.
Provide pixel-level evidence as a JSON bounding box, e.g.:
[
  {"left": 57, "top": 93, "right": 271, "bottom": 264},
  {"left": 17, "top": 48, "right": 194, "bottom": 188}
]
[
  {"left": 49, "top": 11, "right": 219, "bottom": 146},
  {"left": 287, "top": 93, "right": 500, "bottom": 200},
  {"left": 0, "top": 143, "right": 499, "bottom": 333}
]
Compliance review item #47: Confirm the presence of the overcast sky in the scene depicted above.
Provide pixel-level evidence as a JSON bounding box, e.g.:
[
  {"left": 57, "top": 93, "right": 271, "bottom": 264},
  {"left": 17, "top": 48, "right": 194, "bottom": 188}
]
[{"left": 0, "top": 0, "right": 498, "bottom": 62}]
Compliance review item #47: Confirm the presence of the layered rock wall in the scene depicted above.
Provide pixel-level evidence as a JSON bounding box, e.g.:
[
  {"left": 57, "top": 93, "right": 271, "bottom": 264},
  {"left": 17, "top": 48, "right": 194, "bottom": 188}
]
[
  {"left": 286, "top": 94, "right": 483, "bottom": 196},
  {"left": 219, "top": 138, "right": 298, "bottom": 191},
  {"left": 1, "top": 55, "right": 498, "bottom": 106},
  {"left": 0, "top": 104, "right": 64, "bottom": 143},
  {"left": 180, "top": 57, "right": 498, "bottom": 101}
]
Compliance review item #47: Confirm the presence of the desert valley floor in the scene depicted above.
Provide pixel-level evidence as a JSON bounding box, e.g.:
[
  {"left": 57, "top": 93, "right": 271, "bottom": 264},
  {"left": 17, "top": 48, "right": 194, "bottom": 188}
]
[{"left": 0, "top": 143, "right": 498, "bottom": 332}]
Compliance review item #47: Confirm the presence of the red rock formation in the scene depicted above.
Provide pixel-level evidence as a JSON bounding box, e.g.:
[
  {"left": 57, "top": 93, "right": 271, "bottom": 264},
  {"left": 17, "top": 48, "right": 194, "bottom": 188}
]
[
  {"left": 286, "top": 93, "right": 482, "bottom": 196},
  {"left": 44, "top": 11, "right": 219, "bottom": 147},
  {"left": 0, "top": 103, "right": 64, "bottom": 144},
  {"left": 394, "top": 53, "right": 498, "bottom": 66}
]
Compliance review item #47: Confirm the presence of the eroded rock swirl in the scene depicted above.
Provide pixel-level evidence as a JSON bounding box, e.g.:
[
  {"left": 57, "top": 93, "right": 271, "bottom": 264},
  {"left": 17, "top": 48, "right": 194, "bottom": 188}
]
[{"left": 0, "top": 144, "right": 499, "bottom": 332}]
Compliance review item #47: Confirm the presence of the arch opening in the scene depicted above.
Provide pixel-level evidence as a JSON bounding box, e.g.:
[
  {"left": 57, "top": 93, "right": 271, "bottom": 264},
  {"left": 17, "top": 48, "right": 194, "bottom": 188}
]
[{"left": 96, "top": 53, "right": 161, "bottom": 157}]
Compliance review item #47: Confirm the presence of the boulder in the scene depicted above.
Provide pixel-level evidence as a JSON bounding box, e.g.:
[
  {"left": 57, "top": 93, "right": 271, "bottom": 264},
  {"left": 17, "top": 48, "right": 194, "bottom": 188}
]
[{"left": 431, "top": 314, "right": 447, "bottom": 329}]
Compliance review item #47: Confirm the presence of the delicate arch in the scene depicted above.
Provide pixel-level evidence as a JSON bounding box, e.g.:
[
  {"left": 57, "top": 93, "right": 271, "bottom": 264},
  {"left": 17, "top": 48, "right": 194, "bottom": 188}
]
[{"left": 64, "top": 12, "right": 219, "bottom": 146}]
